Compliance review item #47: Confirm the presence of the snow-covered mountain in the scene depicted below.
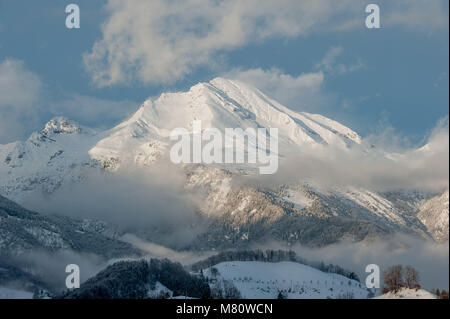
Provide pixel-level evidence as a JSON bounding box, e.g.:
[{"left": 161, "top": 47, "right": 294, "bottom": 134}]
[
  {"left": 0, "top": 78, "right": 445, "bottom": 248},
  {"left": 89, "top": 77, "right": 360, "bottom": 166},
  {"left": 0, "top": 118, "right": 101, "bottom": 201},
  {"left": 0, "top": 78, "right": 360, "bottom": 199}
]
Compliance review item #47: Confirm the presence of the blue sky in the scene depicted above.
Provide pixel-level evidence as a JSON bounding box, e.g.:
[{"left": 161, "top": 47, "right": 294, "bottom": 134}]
[{"left": 0, "top": 0, "right": 448, "bottom": 144}]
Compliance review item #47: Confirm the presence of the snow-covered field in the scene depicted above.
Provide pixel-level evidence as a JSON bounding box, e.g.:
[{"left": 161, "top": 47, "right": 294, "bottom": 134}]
[
  {"left": 375, "top": 288, "right": 437, "bottom": 299},
  {"left": 0, "top": 287, "right": 33, "bottom": 299},
  {"left": 203, "top": 261, "right": 372, "bottom": 299}
]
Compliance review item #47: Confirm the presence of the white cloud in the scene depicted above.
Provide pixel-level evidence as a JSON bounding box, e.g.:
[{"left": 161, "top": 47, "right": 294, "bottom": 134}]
[
  {"left": 0, "top": 58, "right": 139, "bottom": 144},
  {"left": 238, "top": 118, "right": 449, "bottom": 192},
  {"left": 384, "top": 0, "right": 449, "bottom": 31},
  {"left": 0, "top": 59, "right": 43, "bottom": 143},
  {"left": 315, "top": 46, "right": 344, "bottom": 72},
  {"left": 315, "top": 46, "right": 364, "bottom": 75},
  {"left": 84, "top": 0, "right": 448, "bottom": 87},
  {"left": 121, "top": 234, "right": 213, "bottom": 265},
  {"left": 225, "top": 67, "right": 326, "bottom": 111},
  {"left": 223, "top": 44, "right": 365, "bottom": 111},
  {"left": 82, "top": 0, "right": 363, "bottom": 87},
  {"left": 47, "top": 94, "right": 138, "bottom": 129},
  {"left": 0, "top": 59, "right": 42, "bottom": 109}
]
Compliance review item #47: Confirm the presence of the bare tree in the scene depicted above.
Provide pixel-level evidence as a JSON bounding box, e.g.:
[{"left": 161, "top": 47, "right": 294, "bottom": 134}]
[
  {"left": 404, "top": 265, "right": 420, "bottom": 289},
  {"left": 382, "top": 265, "right": 404, "bottom": 293},
  {"left": 277, "top": 290, "right": 287, "bottom": 299},
  {"left": 223, "top": 280, "right": 242, "bottom": 299},
  {"left": 210, "top": 281, "right": 224, "bottom": 299},
  {"left": 337, "top": 291, "right": 354, "bottom": 299},
  {"left": 210, "top": 267, "right": 219, "bottom": 279}
]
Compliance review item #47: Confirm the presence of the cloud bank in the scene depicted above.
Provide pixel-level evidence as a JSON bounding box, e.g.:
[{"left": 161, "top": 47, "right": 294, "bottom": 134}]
[
  {"left": 224, "top": 68, "right": 326, "bottom": 112},
  {"left": 223, "top": 45, "right": 364, "bottom": 113},
  {"left": 236, "top": 118, "right": 449, "bottom": 192},
  {"left": 84, "top": 0, "right": 449, "bottom": 87},
  {"left": 23, "top": 156, "right": 206, "bottom": 249}
]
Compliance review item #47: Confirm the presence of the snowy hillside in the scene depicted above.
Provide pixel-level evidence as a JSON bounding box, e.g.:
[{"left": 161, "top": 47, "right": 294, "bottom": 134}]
[
  {"left": 0, "top": 287, "right": 33, "bottom": 299},
  {"left": 187, "top": 180, "right": 431, "bottom": 249},
  {"left": 375, "top": 288, "right": 437, "bottom": 299},
  {"left": 0, "top": 117, "right": 102, "bottom": 202},
  {"left": 418, "top": 190, "right": 449, "bottom": 242},
  {"left": 0, "top": 194, "right": 138, "bottom": 258},
  {"left": 203, "top": 261, "right": 372, "bottom": 299},
  {"left": 53, "top": 254, "right": 373, "bottom": 299}
]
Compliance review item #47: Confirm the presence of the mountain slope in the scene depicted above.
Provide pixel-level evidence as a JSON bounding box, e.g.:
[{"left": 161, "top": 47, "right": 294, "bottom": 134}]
[
  {"left": 0, "top": 194, "right": 138, "bottom": 258},
  {"left": 0, "top": 117, "right": 102, "bottom": 202},
  {"left": 418, "top": 190, "right": 449, "bottom": 242},
  {"left": 88, "top": 77, "right": 361, "bottom": 171}
]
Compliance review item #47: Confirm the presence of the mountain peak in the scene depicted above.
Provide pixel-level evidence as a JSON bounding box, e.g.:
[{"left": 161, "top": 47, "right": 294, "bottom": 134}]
[
  {"left": 209, "top": 76, "right": 238, "bottom": 87},
  {"left": 41, "top": 117, "right": 83, "bottom": 135},
  {"left": 25, "top": 117, "right": 91, "bottom": 145},
  {"left": 125, "top": 77, "right": 361, "bottom": 149}
]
